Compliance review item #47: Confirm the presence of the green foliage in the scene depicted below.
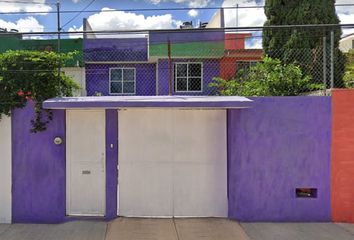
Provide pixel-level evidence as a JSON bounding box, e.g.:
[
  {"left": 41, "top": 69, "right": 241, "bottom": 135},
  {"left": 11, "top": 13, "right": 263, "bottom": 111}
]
[
  {"left": 344, "top": 50, "right": 354, "bottom": 88},
  {"left": 263, "top": 0, "right": 345, "bottom": 87},
  {"left": 0, "top": 50, "right": 79, "bottom": 132},
  {"left": 209, "top": 56, "right": 322, "bottom": 96}
]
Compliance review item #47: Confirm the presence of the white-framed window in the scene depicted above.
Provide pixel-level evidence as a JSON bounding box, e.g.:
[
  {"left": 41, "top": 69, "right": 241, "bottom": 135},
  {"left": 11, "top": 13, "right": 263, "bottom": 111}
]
[
  {"left": 174, "top": 63, "right": 203, "bottom": 92},
  {"left": 109, "top": 68, "right": 136, "bottom": 94},
  {"left": 236, "top": 61, "right": 258, "bottom": 72}
]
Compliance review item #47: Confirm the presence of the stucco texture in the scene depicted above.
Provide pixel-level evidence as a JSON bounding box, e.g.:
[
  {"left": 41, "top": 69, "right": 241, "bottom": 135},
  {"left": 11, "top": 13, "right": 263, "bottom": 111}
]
[
  {"left": 12, "top": 103, "right": 66, "bottom": 223},
  {"left": 227, "top": 97, "right": 332, "bottom": 222},
  {"left": 332, "top": 89, "right": 354, "bottom": 223}
]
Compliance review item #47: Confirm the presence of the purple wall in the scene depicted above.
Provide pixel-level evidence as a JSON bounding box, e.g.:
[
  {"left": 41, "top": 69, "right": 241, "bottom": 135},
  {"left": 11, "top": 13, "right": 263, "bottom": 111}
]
[
  {"left": 12, "top": 103, "right": 66, "bottom": 223},
  {"left": 149, "top": 29, "right": 224, "bottom": 44},
  {"left": 227, "top": 97, "right": 332, "bottom": 222},
  {"left": 84, "top": 38, "right": 148, "bottom": 62},
  {"left": 157, "top": 59, "right": 219, "bottom": 95},
  {"left": 12, "top": 104, "right": 119, "bottom": 223},
  {"left": 86, "top": 63, "right": 156, "bottom": 96}
]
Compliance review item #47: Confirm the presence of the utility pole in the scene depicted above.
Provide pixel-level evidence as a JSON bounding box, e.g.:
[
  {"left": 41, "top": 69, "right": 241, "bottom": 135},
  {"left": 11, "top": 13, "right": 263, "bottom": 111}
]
[
  {"left": 168, "top": 39, "right": 172, "bottom": 95},
  {"left": 56, "top": 0, "right": 61, "bottom": 92},
  {"left": 57, "top": 0, "right": 61, "bottom": 53}
]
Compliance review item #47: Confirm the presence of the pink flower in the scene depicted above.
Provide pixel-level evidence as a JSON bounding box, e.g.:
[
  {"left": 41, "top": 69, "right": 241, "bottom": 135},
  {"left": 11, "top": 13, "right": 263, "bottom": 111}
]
[{"left": 17, "top": 90, "right": 24, "bottom": 96}]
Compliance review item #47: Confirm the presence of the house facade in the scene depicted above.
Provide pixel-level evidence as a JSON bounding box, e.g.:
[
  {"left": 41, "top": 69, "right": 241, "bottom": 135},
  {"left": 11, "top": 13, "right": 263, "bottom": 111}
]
[
  {"left": 83, "top": 9, "right": 263, "bottom": 97},
  {"left": 0, "top": 37, "right": 86, "bottom": 96}
]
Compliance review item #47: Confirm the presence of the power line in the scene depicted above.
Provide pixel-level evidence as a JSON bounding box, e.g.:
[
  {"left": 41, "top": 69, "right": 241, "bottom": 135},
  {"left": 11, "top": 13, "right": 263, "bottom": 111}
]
[
  {"left": 0, "top": 3, "right": 353, "bottom": 15},
  {"left": 1, "top": 23, "right": 354, "bottom": 36},
  {"left": 0, "top": 0, "right": 55, "bottom": 5},
  {"left": 61, "top": 0, "right": 96, "bottom": 30}
]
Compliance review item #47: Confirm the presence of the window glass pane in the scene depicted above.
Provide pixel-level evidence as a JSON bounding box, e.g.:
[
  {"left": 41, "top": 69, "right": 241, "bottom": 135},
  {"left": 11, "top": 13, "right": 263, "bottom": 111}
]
[
  {"left": 123, "top": 82, "right": 135, "bottom": 94},
  {"left": 176, "top": 64, "right": 187, "bottom": 77},
  {"left": 111, "top": 82, "right": 122, "bottom": 94},
  {"left": 188, "top": 78, "right": 202, "bottom": 91},
  {"left": 123, "top": 69, "right": 135, "bottom": 81},
  {"left": 176, "top": 78, "right": 187, "bottom": 91},
  {"left": 188, "top": 64, "right": 202, "bottom": 77},
  {"left": 111, "top": 69, "right": 122, "bottom": 81}
]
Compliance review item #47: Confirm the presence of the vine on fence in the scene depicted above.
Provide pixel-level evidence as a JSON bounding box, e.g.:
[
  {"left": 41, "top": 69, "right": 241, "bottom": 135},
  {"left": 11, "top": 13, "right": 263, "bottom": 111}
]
[{"left": 0, "top": 50, "right": 79, "bottom": 132}]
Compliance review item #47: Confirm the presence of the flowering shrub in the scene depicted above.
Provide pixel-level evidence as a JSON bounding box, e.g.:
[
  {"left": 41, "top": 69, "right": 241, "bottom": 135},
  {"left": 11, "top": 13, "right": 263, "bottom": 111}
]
[{"left": 0, "top": 50, "right": 79, "bottom": 132}]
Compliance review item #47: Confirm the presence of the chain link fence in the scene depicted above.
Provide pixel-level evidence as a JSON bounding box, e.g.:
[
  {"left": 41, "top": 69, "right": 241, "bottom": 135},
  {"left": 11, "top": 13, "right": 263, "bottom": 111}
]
[{"left": 0, "top": 26, "right": 354, "bottom": 97}]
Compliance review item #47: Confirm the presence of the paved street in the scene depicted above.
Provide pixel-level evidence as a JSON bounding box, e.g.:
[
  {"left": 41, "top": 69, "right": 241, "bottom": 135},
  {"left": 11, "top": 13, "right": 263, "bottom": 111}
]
[{"left": 0, "top": 218, "right": 354, "bottom": 240}]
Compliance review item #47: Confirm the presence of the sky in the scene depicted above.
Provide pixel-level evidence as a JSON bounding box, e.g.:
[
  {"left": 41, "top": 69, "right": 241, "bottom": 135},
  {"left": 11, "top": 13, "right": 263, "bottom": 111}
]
[{"left": 0, "top": 0, "right": 353, "bottom": 42}]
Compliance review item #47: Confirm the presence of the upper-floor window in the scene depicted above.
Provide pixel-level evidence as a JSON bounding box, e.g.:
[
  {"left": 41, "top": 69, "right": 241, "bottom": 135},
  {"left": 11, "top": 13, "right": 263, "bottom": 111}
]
[
  {"left": 236, "top": 61, "right": 258, "bottom": 73},
  {"left": 174, "top": 63, "right": 203, "bottom": 92},
  {"left": 110, "top": 68, "right": 136, "bottom": 94}
]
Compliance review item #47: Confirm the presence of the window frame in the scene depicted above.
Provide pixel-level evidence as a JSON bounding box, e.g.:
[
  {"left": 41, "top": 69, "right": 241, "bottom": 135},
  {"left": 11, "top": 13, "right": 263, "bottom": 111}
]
[
  {"left": 109, "top": 67, "right": 136, "bottom": 95},
  {"left": 174, "top": 62, "right": 203, "bottom": 93},
  {"left": 235, "top": 60, "right": 258, "bottom": 73}
]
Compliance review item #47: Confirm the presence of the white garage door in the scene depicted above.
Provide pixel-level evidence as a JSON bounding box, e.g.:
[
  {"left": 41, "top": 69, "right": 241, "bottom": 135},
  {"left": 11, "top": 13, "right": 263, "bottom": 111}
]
[{"left": 118, "top": 109, "right": 227, "bottom": 217}]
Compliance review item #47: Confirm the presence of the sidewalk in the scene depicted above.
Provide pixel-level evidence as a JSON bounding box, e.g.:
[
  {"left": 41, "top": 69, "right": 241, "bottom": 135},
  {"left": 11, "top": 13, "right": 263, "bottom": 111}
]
[{"left": 0, "top": 218, "right": 353, "bottom": 240}]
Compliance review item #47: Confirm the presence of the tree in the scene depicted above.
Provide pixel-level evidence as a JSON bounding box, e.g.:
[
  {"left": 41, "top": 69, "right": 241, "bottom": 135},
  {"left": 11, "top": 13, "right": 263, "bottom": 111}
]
[
  {"left": 0, "top": 50, "right": 79, "bottom": 132},
  {"left": 210, "top": 56, "right": 322, "bottom": 96},
  {"left": 263, "top": 0, "right": 345, "bottom": 87}
]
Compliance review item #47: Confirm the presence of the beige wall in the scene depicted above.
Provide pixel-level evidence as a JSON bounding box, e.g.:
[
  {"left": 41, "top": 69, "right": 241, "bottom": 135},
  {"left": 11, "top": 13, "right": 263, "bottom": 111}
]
[
  {"left": 63, "top": 67, "right": 86, "bottom": 96},
  {"left": 340, "top": 36, "right": 354, "bottom": 53},
  {"left": 0, "top": 115, "right": 11, "bottom": 223}
]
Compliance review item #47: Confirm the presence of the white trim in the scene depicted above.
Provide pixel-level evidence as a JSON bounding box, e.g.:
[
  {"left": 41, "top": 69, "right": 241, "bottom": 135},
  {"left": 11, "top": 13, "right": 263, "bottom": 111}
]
[
  {"left": 109, "top": 67, "right": 136, "bottom": 95},
  {"left": 174, "top": 62, "right": 203, "bottom": 93}
]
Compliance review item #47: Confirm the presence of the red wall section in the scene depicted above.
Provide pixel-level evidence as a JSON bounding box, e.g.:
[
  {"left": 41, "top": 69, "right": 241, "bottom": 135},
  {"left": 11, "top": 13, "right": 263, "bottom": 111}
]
[
  {"left": 332, "top": 89, "right": 354, "bottom": 223},
  {"left": 225, "top": 33, "right": 250, "bottom": 50}
]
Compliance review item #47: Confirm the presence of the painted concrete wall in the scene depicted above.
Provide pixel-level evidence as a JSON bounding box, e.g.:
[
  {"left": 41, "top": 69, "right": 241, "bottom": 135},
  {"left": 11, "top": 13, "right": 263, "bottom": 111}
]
[
  {"left": 86, "top": 63, "right": 156, "bottom": 96},
  {"left": 228, "top": 97, "right": 332, "bottom": 222},
  {"left": 12, "top": 103, "right": 66, "bottom": 223},
  {"left": 11, "top": 105, "right": 119, "bottom": 223},
  {"left": 149, "top": 30, "right": 225, "bottom": 58},
  {"left": 105, "top": 109, "right": 118, "bottom": 219},
  {"left": 157, "top": 59, "right": 220, "bottom": 95},
  {"left": 0, "top": 115, "right": 12, "bottom": 223},
  {"left": 84, "top": 38, "right": 148, "bottom": 62},
  {"left": 332, "top": 89, "right": 354, "bottom": 223},
  {"left": 63, "top": 67, "right": 86, "bottom": 96}
]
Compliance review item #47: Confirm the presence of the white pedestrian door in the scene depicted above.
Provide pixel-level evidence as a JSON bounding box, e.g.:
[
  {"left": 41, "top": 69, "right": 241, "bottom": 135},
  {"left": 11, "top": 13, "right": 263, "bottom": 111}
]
[
  {"left": 118, "top": 109, "right": 227, "bottom": 217},
  {"left": 66, "top": 110, "right": 106, "bottom": 216}
]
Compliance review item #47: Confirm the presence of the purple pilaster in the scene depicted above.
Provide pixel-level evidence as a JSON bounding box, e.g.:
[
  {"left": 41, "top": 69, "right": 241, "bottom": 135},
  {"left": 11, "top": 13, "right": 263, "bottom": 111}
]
[
  {"left": 105, "top": 109, "right": 118, "bottom": 220},
  {"left": 227, "top": 97, "right": 332, "bottom": 222},
  {"left": 12, "top": 103, "right": 66, "bottom": 223}
]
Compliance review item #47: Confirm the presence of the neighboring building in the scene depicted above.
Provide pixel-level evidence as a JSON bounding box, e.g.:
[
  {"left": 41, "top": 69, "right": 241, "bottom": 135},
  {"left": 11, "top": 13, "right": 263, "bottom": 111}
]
[
  {"left": 339, "top": 33, "right": 354, "bottom": 53},
  {"left": 84, "top": 9, "right": 263, "bottom": 96},
  {"left": 0, "top": 37, "right": 85, "bottom": 96},
  {"left": 221, "top": 33, "right": 263, "bottom": 80}
]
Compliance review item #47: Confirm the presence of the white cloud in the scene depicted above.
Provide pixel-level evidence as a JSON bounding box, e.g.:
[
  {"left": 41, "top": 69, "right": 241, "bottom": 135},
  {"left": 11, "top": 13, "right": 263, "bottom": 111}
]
[
  {"left": 0, "top": 16, "right": 44, "bottom": 32},
  {"left": 188, "top": 9, "right": 198, "bottom": 18},
  {"left": 147, "top": 0, "right": 211, "bottom": 8},
  {"left": 0, "top": 0, "right": 52, "bottom": 14},
  {"left": 222, "top": 0, "right": 266, "bottom": 27},
  {"left": 72, "top": 0, "right": 80, "bottom": 3},
  {"left": 68, "top": 7, "right": 183, "bottom": 38}
]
